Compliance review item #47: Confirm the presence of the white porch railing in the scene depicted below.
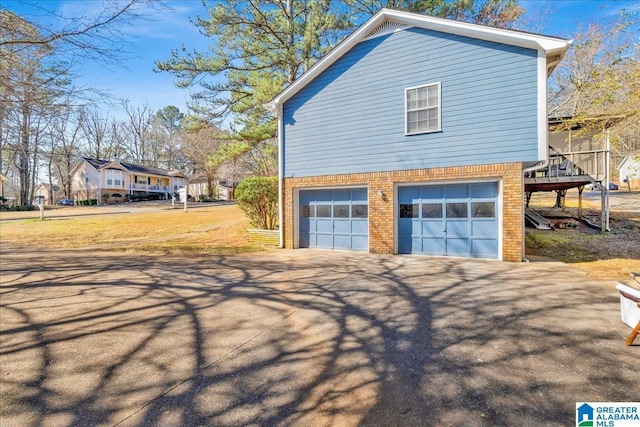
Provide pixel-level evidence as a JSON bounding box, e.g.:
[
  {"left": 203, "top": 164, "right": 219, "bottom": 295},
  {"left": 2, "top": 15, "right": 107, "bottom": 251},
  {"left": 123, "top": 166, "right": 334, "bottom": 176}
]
[{"left": 130, "top": 183, "right": 165, "bottom": 192}]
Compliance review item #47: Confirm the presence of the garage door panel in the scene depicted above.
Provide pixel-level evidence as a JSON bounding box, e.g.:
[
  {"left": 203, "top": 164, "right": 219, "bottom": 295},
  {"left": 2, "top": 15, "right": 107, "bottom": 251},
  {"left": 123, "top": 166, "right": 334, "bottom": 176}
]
[
  {"left": 447, "top": 220, "right": 469, "bottom": 238},
  {"left": 351, "top": 235, "right": 368, "bottom": 250},
  {"left": 316, "top": 234, "right": 333, "bottom": 248},
  {"left": 352, "top": 219, "right": 368, "bottom": 234},
  {"left": 472, "top": 239, "right": 498, "bottom": 257},
  {"left": 333, "top": 220, "right": 351, "bottom": 233},
  {"left": 471, "top": 220, "right": 497, "bottom": 238},
  {"left": 333, "top": 234, "right": 351, "bottom": 249},
  {"left": 422, "top": 238, "right": 446, "bottom": 255},
  {"left": 446, "top": 238, "right": 470, "bottom": 256},
  {"left": 316, "top": 219, "right": 333, "bottom": 233},
  {"left": 422, "top": 221, "right": 443, "bottom": 237}
]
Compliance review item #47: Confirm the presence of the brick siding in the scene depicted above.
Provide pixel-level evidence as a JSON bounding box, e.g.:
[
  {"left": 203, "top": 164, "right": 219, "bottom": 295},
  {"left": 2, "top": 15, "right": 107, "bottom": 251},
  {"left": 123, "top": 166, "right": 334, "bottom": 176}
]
[{"left": 282, "top": 162, "right": 524, "bottom": 262}]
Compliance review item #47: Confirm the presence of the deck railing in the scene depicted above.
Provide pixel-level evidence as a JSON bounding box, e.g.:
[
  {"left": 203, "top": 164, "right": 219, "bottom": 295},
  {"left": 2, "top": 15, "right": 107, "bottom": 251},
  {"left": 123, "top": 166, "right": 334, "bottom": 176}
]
[{"left": 527, "top": 146, "right": 605, "bottom": 180}]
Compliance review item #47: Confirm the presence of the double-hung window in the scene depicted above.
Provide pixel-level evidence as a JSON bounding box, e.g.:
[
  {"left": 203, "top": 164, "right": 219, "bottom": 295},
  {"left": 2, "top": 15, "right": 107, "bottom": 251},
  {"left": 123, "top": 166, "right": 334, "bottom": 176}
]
[{"left": 405, "top": 82, "right": 441, "bottom": 135}]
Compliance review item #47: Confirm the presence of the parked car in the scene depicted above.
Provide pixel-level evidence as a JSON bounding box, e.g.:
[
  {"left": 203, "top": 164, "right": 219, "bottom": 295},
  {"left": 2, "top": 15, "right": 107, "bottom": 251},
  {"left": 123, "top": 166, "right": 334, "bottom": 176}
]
[
  {"left": 588, "top": 182, "right": 619, "bottom": 191},
  {"left": 57, "top": 198, "right": 74, "bottom": 206}
]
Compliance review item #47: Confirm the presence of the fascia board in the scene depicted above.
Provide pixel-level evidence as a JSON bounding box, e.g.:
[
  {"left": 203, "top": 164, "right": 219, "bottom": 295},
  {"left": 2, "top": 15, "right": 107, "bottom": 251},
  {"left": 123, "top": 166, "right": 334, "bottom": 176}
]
[{"left": 391, "top": 11, "right": 570, "bottom": 51}]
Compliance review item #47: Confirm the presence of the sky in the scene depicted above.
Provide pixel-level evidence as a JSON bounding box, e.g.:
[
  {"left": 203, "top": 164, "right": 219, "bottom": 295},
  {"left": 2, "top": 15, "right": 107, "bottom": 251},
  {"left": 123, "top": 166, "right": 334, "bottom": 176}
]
[{"left": 4, "top": 0, "right": 640, "bottom": 123}]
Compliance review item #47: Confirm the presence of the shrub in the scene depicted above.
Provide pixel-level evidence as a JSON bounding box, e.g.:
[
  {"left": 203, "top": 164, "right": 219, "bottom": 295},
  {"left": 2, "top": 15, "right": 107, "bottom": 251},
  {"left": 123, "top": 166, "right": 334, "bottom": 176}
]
[
  {"left": 10, "top": 204, "right": 36, "bottom": 211},
  {"left": 89, "top": 199, "right": 97, "bottom": 206},
  {"left": 235, "top": 176, "right": 278, "bottom": 230}
]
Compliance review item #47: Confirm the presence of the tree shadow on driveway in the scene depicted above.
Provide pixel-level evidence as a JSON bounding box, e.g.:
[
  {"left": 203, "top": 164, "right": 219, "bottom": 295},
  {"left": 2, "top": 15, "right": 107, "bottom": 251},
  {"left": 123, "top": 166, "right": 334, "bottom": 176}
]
[{"left": 0, "top": 245, "right": 637, "bottom": 426}]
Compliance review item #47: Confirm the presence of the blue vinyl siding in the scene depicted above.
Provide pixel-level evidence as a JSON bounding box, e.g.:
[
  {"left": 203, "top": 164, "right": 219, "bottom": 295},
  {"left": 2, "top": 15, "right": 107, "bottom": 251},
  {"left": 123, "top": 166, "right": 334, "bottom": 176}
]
[{"left": 283, "top": 27, "right": 539, "bottom": 178}]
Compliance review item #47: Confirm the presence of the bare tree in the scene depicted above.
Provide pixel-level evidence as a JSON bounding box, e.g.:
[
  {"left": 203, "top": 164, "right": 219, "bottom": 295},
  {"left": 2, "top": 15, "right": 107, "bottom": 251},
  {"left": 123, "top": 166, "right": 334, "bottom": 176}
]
[
  {"left": 0, "top": 1, "right": 163, "bottom": 66},
  {"left": 46, "top": 108, "right": 83, "bottom": 198},
  {"left": 548, "top": 18, "right": 640, "bottom": 157},
  {"left": 121, "top": 101, "right": 154, "bottom": 166},
  {"left": 1, "top": 11, "right": 69, "bottom": 204},
  {"left": 80, "top": 107, "right": 114, "bottom": 160}
]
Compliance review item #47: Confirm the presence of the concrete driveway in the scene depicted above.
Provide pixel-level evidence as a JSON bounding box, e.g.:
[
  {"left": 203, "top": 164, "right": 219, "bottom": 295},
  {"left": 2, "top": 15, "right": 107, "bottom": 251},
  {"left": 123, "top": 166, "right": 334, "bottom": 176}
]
[{"left": 1, "top": 246, "right": 637, "bottom": 426}]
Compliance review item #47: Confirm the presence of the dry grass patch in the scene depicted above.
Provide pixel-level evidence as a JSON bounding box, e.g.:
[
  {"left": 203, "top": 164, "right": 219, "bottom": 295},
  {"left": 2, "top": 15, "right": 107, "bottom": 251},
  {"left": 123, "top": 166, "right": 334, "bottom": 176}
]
[
  {"left": 0, "top": 205, "right": 270, "bottom": 255},
  {"left": 525, "top": 209, "right": 640, "bottom": 282},
  {"left": 571, "top": 259, "right": 640, "bottom": 282}
]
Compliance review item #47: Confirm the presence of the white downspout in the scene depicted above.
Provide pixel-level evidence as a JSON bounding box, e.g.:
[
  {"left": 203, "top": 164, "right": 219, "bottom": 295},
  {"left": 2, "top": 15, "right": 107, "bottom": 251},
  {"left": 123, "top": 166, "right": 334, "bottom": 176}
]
[
  {"left": 277, "top": 103, "right": 284, "bottom": 248},
  {"left": 522, "top": 49, "right": 553, "bottom": 261}
]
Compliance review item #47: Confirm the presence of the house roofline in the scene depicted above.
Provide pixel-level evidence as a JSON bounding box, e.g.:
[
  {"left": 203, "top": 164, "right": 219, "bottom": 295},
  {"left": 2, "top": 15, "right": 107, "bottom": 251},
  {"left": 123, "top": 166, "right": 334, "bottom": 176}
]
[
  {"left": 265, "top": 8, "right": 572, "bottom": 113},
  {"left": 72, "top": 157, "right": 185, "bottom": 179}
]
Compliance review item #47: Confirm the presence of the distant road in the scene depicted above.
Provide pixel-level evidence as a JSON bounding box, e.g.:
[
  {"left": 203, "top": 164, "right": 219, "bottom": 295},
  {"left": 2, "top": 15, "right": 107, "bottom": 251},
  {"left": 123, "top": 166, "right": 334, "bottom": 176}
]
[
  {"left": 0, "top": 201, "right": 236, "bottom": 222},
  {"left": 582, "top": 190, "right": 640, "bottom": 213}
]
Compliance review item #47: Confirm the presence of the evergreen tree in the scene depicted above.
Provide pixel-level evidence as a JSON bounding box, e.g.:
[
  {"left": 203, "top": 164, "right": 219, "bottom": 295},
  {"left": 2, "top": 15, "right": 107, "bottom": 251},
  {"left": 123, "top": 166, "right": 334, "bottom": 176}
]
[{"left": 157, "top": 0, "right": 524, "bottom": 166}]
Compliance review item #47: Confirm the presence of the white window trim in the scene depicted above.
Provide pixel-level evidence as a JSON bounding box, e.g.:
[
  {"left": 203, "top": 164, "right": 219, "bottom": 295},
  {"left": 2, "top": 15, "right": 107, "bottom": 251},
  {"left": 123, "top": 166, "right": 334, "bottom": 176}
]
[{"left": 405, "top": 82, "right": 441, "bottom": 135}]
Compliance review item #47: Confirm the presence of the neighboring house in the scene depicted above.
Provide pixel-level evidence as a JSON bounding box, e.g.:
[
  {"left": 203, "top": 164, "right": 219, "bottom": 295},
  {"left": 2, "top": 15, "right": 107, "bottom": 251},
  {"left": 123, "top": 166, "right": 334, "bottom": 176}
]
[
  {"left": 0, "top": 173, "right": 8, "bottom": 199},
  {"left": 188, "top": 173, "right": 236, "bottom": 200},
  {"left": 618, "top": 154, "right": 640, "bottom": 190},
  {"left": 70, "top": 158, "right": 187, "bottom": 203},
  {"left": 266, "top": 9, "right": 571, "bottom": 261},
  {"left": 34, "top": 183, "right": 61, "bottom": 205}
]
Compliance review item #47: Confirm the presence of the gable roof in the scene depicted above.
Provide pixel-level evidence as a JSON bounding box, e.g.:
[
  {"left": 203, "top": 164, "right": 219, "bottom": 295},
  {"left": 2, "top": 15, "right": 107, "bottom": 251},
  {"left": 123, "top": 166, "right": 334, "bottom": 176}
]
[
  {"left": 618, "top": 153, "right": 640, "bottom": 170},
  {"left": 35, "top": 182, "right": 60, "bottom": 192},
  {"left": 266, "top": 8, "right": 572, "bottom": 112}
]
